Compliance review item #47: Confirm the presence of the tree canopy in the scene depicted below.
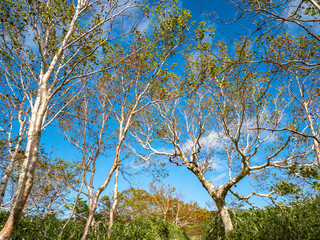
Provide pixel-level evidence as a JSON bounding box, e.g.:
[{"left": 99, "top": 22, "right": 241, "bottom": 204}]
[{"left": 0, "top": 0, "right": 319, "bottom": 239}]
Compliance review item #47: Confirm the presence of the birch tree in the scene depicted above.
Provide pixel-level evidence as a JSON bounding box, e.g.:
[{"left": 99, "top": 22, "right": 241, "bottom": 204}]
[
  {"left": 130, "top": 39, "right": 310, "bottom": 232},
  {"left": 0, "top": 0, "right": 144, "bottom": 238},
  {"left": 57, "top": 4, "right": 196, "bottom": 239},
  {"left": 217, "top": 0, "right": 320, "bottom": 167},
  {"left": 229, "top": 0, "right": 320, "bottom": 42},
  {"left": 261, "top": 33, "right": 320, "bottom": 166},
  {"left": 0, "top": 70, "right": 28, "bottom": 207}
]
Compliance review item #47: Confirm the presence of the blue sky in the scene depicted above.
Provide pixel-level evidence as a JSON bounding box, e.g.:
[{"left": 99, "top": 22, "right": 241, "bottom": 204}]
[
  {"left": 40, "top": 0, "right": 258, "bottom": 210},
  {"left": 40, "top": 0, "right": 305, "bottom": 211}
]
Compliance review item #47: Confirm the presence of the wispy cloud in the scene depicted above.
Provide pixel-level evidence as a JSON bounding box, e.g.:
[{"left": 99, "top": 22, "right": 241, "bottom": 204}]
[
  {"left": 182, "top": 130, "right": 225, "bottom": 154},
  {"left": 212, "top": 172, "right": 227, "bottom": 186},
  {"left": 137, "top": 18, "right": 150, "bottom": 32}
]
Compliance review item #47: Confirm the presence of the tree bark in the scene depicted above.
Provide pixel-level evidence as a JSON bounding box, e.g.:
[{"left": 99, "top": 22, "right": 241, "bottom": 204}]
[
  {"left": 0, "top": 151, "right": 18, "bottom": 206},
  {"left": 0, "top": 89, "right": 49, "bottom": 239},
  {"left": 81, "top": 207, "right": 97, "bottom": 240},
  {"left": 186, "top": 164, "right": 234, "bottom": 232},
  {"left": 296, "top": 77, "right": 320, "bottom": 166},
  {"left": 107, "top": 165, "right": 119, "bottom": 239},
  {"left": 303, "top": 102, "right": 320, "bottom": 166},
  {"left": 313, "top": 140, "right": 320, "bottom": 166},
  {"left": 216, "top": 198, "right": 233, "bottom": 232},
  {"left": 0, "top": 132, "right": 42, "bottom": 239},
  {"left": 81, "top": 161, "right": 118, "bottom": 240}
]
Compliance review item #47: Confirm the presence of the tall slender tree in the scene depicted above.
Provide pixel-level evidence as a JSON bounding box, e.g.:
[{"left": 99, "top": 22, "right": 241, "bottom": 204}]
[
  {"left": 225, "top": 0, "right": 320, "bottom": 165},
  {"left": 58, "top": 3, "right": 197, "bottom": 239},
  {"left": 0, "top": 0, "right": 144, "bottom": 238}
]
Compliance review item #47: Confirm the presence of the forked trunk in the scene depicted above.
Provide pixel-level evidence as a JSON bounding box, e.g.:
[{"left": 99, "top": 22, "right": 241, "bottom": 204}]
[
  {"left": 81, "top": 136, "right": 123, "bottom": 240},
  {"left": 80, "top": 162, "right": 119, "bottom": 240},
  {"left": 186, "top": 165, "right": 234, "bottom": 233}
]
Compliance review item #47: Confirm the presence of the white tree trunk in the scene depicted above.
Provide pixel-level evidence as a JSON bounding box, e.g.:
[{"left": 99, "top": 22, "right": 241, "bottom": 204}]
[
  {"left": 216, "top": 198, "right": 233, "bottom": 232},
  {"left": 0, "top": 88, "right": 49, "bottom": 239},
  {"left": 304, "top": 103, "right": 320, "bottom": 166},
  {"left": 81, "top": 161, "right": 118, "bottom": 240},
  {"left": 186, "top": 165, "right": 234, "bottom": 232},
  {"left": 107, "top": 165, "right": 119, "bottom": 239},
  {"left": 0, "top": 152, "right": 18, "bottom": 206}
]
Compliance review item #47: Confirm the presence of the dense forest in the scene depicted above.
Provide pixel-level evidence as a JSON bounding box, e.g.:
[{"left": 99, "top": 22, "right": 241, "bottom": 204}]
[{"left": 0, "top": 0, "right": 319, "bottom": 239}]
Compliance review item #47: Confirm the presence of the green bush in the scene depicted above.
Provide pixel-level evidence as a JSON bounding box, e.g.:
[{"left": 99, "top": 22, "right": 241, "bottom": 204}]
[
  {"left": 110, "top": 217, "right": 189, "bottom": 240},
  {"left": 202, "top": 196, "right": 320, "bottom": 240},
  {"left": 0, "top": 212, "right": 189, "bottom": 239},
  {"left": 202, "top": 212, "right": 225, "bottom": 240},
  {"left": 227, "top": 196, "right": 320, "bottom": 240}
]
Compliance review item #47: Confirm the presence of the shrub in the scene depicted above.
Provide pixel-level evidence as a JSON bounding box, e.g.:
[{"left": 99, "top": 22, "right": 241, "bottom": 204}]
[{"left": 227, "top": 196, "right": 320, "bottom": 240}]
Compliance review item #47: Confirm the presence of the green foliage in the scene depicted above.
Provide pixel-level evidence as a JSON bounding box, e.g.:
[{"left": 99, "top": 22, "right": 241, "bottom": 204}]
[
  {"left": 288, "top": 163, "right": 320, "bottom": 190},
  {"left": 226, "top": 196, "right": 320, "bottom": 240},
  {"left": 0, "top": 211, "right": 71, "bottom": 240},
  {"left": 110, "top": 217, "right": 189, "bottom": 240},
  {"left": 202, "top": 197, "right": 320, "bottom": 240},
  {"left": 0, "top": 211, "right": 188, "bottom": 240},
  {"left": 270, "top": 181, "right": 302, "bottom": 196},
  {"left": 202, "top": 212, "right": 225, "bottom": 240}
]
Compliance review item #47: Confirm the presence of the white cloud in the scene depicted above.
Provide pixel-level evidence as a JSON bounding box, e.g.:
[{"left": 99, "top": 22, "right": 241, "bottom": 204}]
[
  {"left": 137, "top": 18, "right": 150, "bottom": 33},
  {"left": 210, "top": 158, "right": 226, "bottom": 171},
  {"left": 182, "top": 130, "right": 225, "bottom": 154},
  {"left": 200, "top": 130, "right": 223, "bottom": 150},
  {"left": 212, "top": 172, "right": 227, "bottom": 186}
]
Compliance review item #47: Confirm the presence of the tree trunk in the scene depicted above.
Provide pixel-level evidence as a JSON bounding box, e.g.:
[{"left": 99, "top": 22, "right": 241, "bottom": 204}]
[
  {"left": 81, "top": 133, "right": 124, "bottom": 240},
  {"left": 216, "top": 198, "right": 233, "bottom": 232},
  {"left": 81, "top": 207, "right": 97, "bottom": 240},
  {"left": 81, "top": 160, "right": 119, "bottom": 240},
  {"left": 0, "top": 95, "right": 48, "bottom": 240},
  {"left": 186, "top": 165, "right": 233, "bottom": 232},
  {"left": 314, "top": 141, "right": 320, "bottom": 166},
  {"left": 297, "top": 79, "right": 320, "bottom": 166},
  {"left": 107, "top": 165, "right": 119, "bottom": 239},
  {"left": 0, "top": 131, "right": 41, "bottom": 240},
  {"left": 0, "top": 133, "right": 24, "bottom": 206},
  {"left": 305, "top": 106, "right": 320, "bottom": 166},
  {"left": 0, "top": 153, "right": 17, "bottom": 206},
  {"left": 0, "top": 2, "right": 84, "bottom": 238}
]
